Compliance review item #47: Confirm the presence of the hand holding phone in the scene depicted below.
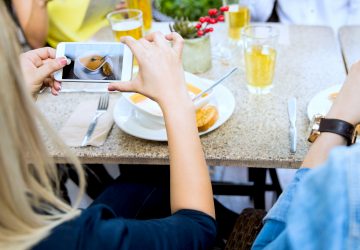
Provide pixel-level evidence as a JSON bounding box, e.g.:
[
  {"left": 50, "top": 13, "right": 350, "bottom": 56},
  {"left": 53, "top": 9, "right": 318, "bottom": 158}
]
[{"left": 54, "top": 42, "right": 133, "bottom": 83}]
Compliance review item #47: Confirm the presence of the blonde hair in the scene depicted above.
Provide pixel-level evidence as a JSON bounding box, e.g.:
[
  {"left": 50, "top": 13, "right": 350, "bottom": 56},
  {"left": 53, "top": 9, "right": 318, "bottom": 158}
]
[{"left": 0, "top": 2, "right": 85, "bottom": 249}]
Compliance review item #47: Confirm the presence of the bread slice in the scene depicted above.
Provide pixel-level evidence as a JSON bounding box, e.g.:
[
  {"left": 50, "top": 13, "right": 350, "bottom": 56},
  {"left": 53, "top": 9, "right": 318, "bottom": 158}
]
[{"left": 196, "top": 105, "right": 219, "bottom": 132}]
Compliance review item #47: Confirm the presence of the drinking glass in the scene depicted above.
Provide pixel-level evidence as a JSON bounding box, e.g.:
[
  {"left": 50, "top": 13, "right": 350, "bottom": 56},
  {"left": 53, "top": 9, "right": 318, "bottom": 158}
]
[
  {"left": 242, "top": 25, "right": 279, "bottom": 94},
  {"left": 107, "top": 9, "right": 143, "bottom": 41},
  {"left": 223, "top": 0, "right": 251, "bottom": 43},
  {"left": 212, "top": 0, "right": 250, "bottom": 61},
  {"left": 127, "top": 0, "right": 152, "bottom": 31}
]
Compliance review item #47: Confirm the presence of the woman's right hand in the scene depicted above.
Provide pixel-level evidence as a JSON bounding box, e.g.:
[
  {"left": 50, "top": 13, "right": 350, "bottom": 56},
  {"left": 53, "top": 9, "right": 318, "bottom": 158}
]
[
  {"left": 326, "top": 61, "right": 360, "bottom": 125},
  {"left": 108, "top": 32, "right": 191, "bottom": 109}
]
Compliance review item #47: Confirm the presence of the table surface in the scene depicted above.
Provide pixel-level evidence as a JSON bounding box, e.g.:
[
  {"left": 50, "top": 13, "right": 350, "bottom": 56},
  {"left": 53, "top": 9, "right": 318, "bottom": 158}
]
[
  {"left": 339, "top": 25, "right": 360, "bottom": 71},
  {"left": 37, "top": 23, "right": 346, "bottom": 168}
]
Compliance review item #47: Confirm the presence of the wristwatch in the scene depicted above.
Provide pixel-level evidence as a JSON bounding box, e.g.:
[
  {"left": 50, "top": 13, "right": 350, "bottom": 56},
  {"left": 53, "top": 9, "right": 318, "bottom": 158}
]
[{"left": 308, "top": 115, "right": 357, "bottom": 146}]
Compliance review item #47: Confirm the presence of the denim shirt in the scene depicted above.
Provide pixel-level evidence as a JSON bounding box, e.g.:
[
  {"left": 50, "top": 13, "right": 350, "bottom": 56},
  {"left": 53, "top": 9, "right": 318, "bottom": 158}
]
[{"left": 253, "top": 144, "right": 360, "bottom": 250}]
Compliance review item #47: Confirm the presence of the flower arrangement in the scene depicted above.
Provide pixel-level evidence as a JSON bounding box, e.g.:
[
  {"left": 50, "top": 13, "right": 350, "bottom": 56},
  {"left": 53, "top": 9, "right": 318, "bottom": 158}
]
[
  {"left": 169, "top": 6, "right": 229, "bottom": 39},
  {"left": 155, "top": 0, "right": 223, "bottom": 21}
]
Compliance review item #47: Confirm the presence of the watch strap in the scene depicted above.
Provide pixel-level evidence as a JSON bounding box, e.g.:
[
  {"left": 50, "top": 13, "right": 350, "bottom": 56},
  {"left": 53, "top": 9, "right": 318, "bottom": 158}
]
[{"left": 319, "top": 118, "right": 355, "bottom": 145}]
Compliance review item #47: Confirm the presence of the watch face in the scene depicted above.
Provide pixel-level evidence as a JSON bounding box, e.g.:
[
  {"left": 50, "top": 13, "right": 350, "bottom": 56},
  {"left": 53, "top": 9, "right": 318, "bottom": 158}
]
[{"left": 307, "top": 114, "right": 324, "bottom": 143}]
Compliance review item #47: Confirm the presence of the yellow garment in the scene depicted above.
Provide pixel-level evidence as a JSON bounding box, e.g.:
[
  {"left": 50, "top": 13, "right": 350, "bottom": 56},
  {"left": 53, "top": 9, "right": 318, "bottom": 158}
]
[{"left": 47, "top": 0, "right": 111, "bottom": 47}]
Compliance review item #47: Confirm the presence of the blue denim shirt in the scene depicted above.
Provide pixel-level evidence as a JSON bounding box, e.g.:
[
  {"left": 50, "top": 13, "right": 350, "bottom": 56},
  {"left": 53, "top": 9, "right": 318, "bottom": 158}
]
[{"left": 253, "top": 144, "right": 360, "bottom": 250}]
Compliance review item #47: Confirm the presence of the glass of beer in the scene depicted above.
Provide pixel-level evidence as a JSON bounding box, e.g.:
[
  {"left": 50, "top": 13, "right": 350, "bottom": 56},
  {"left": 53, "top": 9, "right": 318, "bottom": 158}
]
[
  {"left": 107, "top": 9, "right": 143, "bottom": 41},
  {"left": 223, "top": 0, "right": 251, "bottom": 43},
  {"left": 127, "top": 0, "right": 152, "bottom": 31},
  {"left": 242, "top": 25, "right": 279, "bottom": 94}
]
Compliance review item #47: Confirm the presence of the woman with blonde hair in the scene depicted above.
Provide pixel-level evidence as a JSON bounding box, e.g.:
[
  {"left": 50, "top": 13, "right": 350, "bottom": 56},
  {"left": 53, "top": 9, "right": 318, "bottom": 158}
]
[{"left": 0, "top": 1, "right": 216, "bottom": 249}]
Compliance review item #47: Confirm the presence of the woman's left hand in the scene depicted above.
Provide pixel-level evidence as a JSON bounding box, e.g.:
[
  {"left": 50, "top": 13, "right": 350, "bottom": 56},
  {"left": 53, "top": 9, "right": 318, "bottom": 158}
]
[{"left": 20, "top": 47, "right": 67, "bottom": 97}]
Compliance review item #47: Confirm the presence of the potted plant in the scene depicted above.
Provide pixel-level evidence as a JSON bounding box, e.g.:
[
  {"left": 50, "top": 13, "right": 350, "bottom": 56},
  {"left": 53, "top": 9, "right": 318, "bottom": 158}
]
[{"left": 170, "top": 6, "right": 229, "bottom": 73}]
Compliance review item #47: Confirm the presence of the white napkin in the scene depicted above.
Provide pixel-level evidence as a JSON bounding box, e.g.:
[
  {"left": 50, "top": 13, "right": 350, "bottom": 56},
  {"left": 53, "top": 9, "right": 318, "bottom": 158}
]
[{"left": 59, "top": 100, "right": 114, "bottom": 147}]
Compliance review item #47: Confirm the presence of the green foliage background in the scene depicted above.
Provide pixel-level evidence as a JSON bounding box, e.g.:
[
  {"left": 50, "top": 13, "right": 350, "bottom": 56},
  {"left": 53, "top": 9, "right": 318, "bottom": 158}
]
[{"left": 155, "top": 0, "right": 223, "bottom": 21}]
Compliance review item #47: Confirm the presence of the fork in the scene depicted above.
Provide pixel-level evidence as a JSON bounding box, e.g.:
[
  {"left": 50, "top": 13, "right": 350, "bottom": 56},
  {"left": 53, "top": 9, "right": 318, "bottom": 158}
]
[{"left": 81, "top": 94, "right": 110, "bottom": 146}]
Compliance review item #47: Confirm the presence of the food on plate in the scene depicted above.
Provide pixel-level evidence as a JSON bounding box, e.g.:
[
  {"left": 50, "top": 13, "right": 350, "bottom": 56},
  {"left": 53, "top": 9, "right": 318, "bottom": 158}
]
[
  {"left": 79, "top": 55, "right": 105, "bottom": 71},
  {"left": 102, "top": 62, "right": 113, "bottom": 76},
  {"left": 129, "top": 83, "right": 207, "bottom": 105},
  {"left": 130, "top": 93, "right": 147, "bottom": 104},
  {"left": 187, "top": 83, "right": 208, "bottom": 98},
  {"left": 196, "top": 105, "right": 219, "bottom": 132},
  {"left": 187, "top": 83, "right": 202, "bottom": 95},
  {"left": 328, "top": 92, "right": 338, "bottom": 101},
  {"left": 128, "top": 82, "right": 213, "bottom": 118}
]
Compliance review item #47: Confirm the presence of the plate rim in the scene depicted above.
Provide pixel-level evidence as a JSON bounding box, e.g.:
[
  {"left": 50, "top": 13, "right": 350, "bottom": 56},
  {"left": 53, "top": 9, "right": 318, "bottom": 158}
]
[{"left": 307, "top": 84, "right": 342, "bottom": 121}]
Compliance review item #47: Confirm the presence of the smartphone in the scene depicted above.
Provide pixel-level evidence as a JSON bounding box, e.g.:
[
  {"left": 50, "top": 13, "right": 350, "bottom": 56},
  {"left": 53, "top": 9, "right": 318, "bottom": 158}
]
[{"left": 54, "top": 42, "right": 133, "bottom": 82}]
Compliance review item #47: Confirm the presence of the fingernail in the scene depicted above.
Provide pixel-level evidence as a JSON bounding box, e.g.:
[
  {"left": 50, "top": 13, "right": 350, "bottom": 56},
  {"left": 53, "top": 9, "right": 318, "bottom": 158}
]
[{"left": 57, "top": 57, "right": 68, "bottom": 66}]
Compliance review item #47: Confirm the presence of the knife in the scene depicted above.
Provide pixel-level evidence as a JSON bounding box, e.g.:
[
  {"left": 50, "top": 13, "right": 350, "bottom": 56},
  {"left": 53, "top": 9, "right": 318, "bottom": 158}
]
[{"left": 287, "top": 97, "right": 297, "bottom": 153}]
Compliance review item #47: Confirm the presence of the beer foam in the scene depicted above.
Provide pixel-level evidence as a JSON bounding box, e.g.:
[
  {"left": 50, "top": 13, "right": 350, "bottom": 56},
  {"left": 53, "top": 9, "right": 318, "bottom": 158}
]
[{"left": 112, "top": 20, "right": 142, "bottom": 31}]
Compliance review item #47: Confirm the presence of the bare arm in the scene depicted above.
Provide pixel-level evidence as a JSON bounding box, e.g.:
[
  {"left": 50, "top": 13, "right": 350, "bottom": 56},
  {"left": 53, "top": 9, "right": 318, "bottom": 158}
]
[
  {"left": 108, "top": 32, "right": 215, "bottom": 218},
  {"left": 162, "top": 91, "right": 214, "bottom": 216},
  {"left": 11, "top": 0, "right": 49, "bottom": 48},
  {"left": 302, "top": 62, "right": 360, "bottom": 168}
]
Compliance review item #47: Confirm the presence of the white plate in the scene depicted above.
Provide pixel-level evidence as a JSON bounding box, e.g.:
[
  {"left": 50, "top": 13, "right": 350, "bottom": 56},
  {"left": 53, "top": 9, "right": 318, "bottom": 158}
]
[
  {"left": 307, "top": 84, "right": 342, "bottom": 120},
  {"left": 121, "top": 72, "right": 215, "bottom": 119},
  {"left": 113, "top": 84, "right": 235, "bottom": 141}
]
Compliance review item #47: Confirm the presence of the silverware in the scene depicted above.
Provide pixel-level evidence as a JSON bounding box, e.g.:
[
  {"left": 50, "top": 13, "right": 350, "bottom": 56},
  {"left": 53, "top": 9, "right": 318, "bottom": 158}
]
[
  {"left": 81, "top": 94, "right": 110, "bottom": 146},
  {"left": 287, "top": 97, "right": 297, "bottom": 153},
  {"left": 192, "top": 67, "right": 238, "bottom": 102}
]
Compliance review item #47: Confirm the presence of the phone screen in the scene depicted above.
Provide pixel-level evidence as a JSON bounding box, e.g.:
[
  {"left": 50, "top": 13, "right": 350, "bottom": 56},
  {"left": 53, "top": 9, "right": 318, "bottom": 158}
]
[{"left": 62, "top": 43, "right": 124, "bottom": 81}]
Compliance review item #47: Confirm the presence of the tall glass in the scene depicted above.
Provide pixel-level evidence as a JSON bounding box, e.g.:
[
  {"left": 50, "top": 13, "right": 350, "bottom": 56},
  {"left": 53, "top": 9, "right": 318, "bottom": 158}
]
[
  {"left": 223, "top": 0, "right": 250, "bottom": 43},
  {"left": 127, "top": 0, "right": 152, "bottom": 31},
  {"left": 107, "top": 9, "right": 143, "bottom": 41},
  {"left": 242, "top": 25, "right": 279, "bottom": 94}
]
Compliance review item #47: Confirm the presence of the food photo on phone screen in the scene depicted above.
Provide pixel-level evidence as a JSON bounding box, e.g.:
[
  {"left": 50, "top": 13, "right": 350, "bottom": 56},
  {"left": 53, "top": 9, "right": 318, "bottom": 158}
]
[{"left": 62, "top": 43, "right": 123, "bottom": 81}]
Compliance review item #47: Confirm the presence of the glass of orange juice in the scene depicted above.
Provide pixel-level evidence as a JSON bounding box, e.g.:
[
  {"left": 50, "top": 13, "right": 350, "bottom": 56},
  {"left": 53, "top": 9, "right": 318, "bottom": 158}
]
[
  {"left": 242, "top": 25, "right": 279, "bottom": 94},
  {"left": 127, "top": 0, "right": 152, "bottom": 31},
  {"left": 223, "top": 0, "right": 250, "bottom": 43},
  {"left": 106, "top": 9, "right": 143, "bottom": 41}
]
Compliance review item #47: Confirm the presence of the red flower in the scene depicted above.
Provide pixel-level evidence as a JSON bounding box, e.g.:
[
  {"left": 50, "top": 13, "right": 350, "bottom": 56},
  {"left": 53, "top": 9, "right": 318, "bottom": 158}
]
[
  {"left": 208, "top": 8, "right": 218, "bottom": 16},
  {"left": 205, "top": 27, "right": 214, "bottom": 33},
  {"left": 217, "top": 15, "right": 225, "bottom": 22},
  {"left": 209, "top": 18, "right": 217, "bottom": 24},
  {"left": 192, "top": 6, "right": 227, "bottom": 38},
  {"left": 220, "top": 6, "right": 229, "bottom": 12}
]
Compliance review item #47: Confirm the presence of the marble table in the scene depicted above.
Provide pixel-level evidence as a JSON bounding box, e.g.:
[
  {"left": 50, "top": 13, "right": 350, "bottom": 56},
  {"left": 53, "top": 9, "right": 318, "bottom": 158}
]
[
  {"left": 37, "top": 23, "right": 346, "bottom": 168},
  {"left": 339, "top": 25, "right": 360, "bottom": 71}
]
